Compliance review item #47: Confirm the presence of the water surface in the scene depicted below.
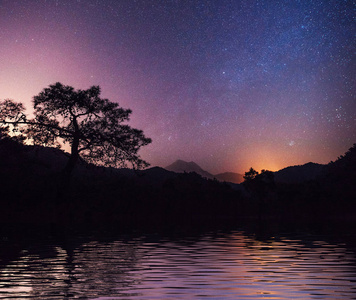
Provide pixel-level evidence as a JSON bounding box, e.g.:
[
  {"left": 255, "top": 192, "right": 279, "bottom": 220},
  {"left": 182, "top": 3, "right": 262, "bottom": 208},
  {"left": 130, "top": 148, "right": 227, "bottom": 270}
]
[{"left": 1, "top": 231, "right": 356, "bottom": 299}]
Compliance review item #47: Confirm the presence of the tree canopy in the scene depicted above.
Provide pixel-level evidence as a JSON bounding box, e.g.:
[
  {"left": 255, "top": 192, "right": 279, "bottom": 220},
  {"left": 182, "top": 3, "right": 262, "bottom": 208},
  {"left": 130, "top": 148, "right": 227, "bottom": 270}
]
[
  {"left": 243, "top": 167, "right": 259, "bottom": 181},
  {"left": 243, "top": 168, "right": 275, "bottom": 198},
  {"left": 0, "top": 82, "right": 151, "bottom": 175}
]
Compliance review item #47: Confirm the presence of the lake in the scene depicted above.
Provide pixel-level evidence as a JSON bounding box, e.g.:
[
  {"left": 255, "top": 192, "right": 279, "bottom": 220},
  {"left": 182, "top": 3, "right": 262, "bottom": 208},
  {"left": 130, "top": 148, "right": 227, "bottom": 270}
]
[{"left": 1, "top": 229, "right": 356, "bottom": 299}]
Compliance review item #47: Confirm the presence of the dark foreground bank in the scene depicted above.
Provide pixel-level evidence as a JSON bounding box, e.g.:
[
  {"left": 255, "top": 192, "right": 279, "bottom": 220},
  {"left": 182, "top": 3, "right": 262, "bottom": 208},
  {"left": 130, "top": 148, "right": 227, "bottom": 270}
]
[{"left": 0, "top": 138, "right": 355, "bottom": 232}]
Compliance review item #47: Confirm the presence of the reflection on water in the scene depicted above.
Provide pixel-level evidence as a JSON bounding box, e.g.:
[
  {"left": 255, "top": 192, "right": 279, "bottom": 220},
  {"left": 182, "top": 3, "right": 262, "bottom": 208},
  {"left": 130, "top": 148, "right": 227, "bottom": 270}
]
[{"left": 1, "top": 231, "right": 356, "bottom": 299}]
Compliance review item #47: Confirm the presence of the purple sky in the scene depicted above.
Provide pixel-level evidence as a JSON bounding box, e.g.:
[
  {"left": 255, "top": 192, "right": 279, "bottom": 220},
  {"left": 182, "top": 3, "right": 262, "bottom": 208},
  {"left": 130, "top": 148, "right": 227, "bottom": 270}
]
[{"left": 1, "top": 0, "right": 354, "bottom": 174}]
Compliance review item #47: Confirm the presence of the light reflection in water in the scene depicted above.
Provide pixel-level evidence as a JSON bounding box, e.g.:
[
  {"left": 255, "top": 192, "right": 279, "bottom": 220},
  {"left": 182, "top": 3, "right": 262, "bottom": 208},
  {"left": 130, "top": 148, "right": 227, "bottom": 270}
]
[{"left": 0, "top": 231, "right": 355, "bottom": 299}]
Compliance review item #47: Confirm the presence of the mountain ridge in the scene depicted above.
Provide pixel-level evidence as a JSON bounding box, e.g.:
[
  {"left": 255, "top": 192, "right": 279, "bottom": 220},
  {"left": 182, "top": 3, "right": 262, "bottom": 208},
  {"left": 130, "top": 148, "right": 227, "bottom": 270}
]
[
  {"left": 5, "top": 142, "right": 348, "bottom": 186},
  {"left": 165, "top": 159, "right": 332, "bottom": 185}
]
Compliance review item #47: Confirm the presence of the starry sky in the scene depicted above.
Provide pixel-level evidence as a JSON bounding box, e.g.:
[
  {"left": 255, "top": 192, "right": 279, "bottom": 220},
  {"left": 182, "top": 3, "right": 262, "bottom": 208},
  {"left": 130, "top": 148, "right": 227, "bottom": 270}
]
[{"left": 0, "top": 0, "right": 355, "bottom": 174}]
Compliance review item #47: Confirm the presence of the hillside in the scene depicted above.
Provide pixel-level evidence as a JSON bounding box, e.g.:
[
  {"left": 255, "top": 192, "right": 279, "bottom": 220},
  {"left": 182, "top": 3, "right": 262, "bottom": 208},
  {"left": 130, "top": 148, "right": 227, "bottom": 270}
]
[
  {"left": 0, "top": 138, "right": 242, "bottom": 228},
  {"left": 214, "top": 172, "right": 244, "bottom": 184},
  {"left": 274, "top": 162, "right": 327, "bottom": 183}
]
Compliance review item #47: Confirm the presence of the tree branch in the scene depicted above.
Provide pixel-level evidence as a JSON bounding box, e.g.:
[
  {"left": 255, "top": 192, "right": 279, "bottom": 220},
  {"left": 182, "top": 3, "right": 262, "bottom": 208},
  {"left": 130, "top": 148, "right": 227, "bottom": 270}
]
[{"left": 0, "top": 120, "right": 74, "bottom": 135}]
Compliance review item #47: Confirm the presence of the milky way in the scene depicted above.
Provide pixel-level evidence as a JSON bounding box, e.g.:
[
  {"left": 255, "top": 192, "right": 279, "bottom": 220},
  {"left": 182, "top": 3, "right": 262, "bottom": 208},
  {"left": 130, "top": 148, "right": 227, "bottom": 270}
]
[{"left": 0, "top": 0, "right": 354, "bottom": 173}]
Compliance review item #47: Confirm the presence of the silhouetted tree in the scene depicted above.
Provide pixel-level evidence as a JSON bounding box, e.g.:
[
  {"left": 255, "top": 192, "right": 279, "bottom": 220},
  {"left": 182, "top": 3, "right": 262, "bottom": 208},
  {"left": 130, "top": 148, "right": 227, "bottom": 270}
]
[
  {"left": 243, "top": 167, "right": 258, "bottom": 182},
  {"left": 0, "top": 99, "right": 26, "bottom": 142},
  {"left": 258, "top": 170, "right": 275, "bottom": 186},
  {"left": 243, "top": 168, "right": 276, "bottom": 219},
  {"left": 243, "top": 169, "right": 275, "bottom": 195},
  {"left": 0, "top": 83, "right": 152, "bottom": 182}
]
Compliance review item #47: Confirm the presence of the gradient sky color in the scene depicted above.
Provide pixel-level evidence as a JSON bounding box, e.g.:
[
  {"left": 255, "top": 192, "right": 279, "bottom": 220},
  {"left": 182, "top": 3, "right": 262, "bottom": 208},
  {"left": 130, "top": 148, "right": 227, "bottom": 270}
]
[{"left": 0, "top": 0, "right": 355, "bottom": 174}]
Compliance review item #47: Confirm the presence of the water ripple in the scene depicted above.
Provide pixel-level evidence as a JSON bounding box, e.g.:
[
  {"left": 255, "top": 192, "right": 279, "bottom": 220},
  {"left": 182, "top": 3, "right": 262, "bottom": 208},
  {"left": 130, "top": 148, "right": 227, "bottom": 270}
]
[{"left": 0, "top": 231, "right": 356, "bottom": 299}]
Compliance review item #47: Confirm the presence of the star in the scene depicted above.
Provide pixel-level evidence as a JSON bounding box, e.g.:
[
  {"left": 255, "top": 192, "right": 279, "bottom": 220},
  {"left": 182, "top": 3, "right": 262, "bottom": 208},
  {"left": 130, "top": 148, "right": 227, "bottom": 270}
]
[{"left": 0, "top": 0, "right": 354, "bottom": 174}]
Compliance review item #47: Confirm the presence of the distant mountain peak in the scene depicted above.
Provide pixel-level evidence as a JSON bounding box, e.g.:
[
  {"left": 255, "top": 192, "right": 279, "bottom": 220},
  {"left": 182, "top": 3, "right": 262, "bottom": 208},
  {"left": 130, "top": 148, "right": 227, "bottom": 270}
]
[
  {"left": 173, "top": 159, "right": 200, "bottom": 167},
  {"left": 165, "top": 160, "right": 244, "bottom": 183},
  {"left": 165, "top": 160, "right": 213, "bottom": 179}
]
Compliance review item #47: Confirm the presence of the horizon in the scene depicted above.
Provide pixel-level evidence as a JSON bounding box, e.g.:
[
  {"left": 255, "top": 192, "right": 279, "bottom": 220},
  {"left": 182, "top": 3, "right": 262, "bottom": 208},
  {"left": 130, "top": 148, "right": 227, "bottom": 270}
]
[
  {"left": 1, "top": 1, "right": 354, "bottom": 174},
  {"left": 47, "top": 141, "right": 344, "bottom": 174},
  {"left": 162, "top": 157, "right": 330, "bottom": 175},
  {"left": 56, "top": 144, "right": 349, "bottom": 175}
]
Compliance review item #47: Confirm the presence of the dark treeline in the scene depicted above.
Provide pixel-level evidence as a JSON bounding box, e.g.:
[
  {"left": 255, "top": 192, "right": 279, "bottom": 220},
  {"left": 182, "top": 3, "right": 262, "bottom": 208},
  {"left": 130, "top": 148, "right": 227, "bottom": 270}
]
[{"left": 0, "top": 136, "right": 355, "bottom": 232}]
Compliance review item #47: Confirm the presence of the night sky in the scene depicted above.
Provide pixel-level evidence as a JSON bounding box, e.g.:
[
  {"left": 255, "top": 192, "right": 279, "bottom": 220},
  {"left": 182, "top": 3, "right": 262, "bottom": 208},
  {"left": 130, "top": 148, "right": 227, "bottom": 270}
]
[{"left": 1, "top": 0, "right": 355, "bottom": 174}]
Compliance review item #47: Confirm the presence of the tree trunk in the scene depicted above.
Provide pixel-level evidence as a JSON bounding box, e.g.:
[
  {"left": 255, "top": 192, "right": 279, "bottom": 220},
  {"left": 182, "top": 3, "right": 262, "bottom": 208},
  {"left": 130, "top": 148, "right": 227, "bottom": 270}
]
[
  {"left": 57, "top": 116, "right": 80, "bottom": 202},
  {"left": 63, "top": 137, "right": 79, "bottom": 178},
  {"left": 52, "top": 119, "right": 80, "bottom": 231}
]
